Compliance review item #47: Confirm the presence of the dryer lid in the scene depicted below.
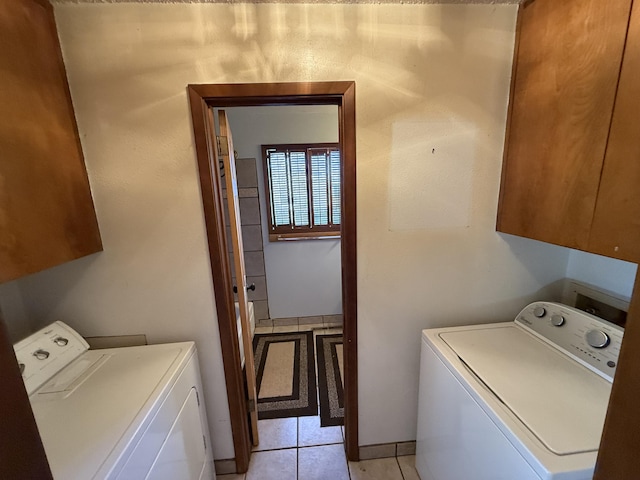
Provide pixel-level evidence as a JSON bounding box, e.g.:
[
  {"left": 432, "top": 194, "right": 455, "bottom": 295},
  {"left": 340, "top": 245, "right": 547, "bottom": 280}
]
[
  {"left": 29, "top": 342, "right": 194, "bottom": 480},
  {"left": 440, "top": 325, "right": 611, "bottom": 456}
]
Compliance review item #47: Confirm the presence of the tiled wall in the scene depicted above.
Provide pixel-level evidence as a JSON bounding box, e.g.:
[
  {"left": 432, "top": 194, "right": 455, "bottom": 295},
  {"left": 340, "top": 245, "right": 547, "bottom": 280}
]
[
  {"left": 257, "top": 314, "right": 343, "bottom": 329},
  {"left": 224, "top": 158, "right": 270, "bottom": 321}
]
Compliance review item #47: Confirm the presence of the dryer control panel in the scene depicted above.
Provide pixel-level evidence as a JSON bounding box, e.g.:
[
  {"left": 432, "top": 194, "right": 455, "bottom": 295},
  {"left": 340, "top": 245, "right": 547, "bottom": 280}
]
[
  {"left": 14, "top": 321, "right": 89, "bottom": 396},
  {"left": 516, "top": 302, "right": 623, "bottom": 382}
]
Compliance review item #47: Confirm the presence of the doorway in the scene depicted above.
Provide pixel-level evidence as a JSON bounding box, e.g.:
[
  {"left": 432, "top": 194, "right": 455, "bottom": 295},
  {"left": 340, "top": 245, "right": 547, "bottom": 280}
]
[
  {"left": 221, "top": 105, "right": 344, "bottom": 435},
  {"left": 187, "top": 82, "right": 357, "bottom": 473}
]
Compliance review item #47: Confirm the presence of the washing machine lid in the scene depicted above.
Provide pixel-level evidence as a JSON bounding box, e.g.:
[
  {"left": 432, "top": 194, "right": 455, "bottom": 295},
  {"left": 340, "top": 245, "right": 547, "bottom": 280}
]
[
  {"left": 29, "top": 342, "right": 194, "bottom": 480},
  {"left": 439, "top": 325, "right": 612, "bottom": 456}
]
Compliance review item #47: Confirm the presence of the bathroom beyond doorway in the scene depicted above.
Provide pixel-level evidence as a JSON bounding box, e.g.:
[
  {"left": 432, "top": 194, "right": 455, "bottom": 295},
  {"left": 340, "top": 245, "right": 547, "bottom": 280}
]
[
  {"left": 188, "top": 82, "right": 358, "bottom": 472},
  {"left": 217, "top": 320, "right": 420, "bottom": 480}
]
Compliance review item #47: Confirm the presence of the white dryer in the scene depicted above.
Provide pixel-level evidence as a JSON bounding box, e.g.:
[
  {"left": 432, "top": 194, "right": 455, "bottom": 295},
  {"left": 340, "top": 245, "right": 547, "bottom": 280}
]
[
  {"left": 14, "top": 322, "right": 215, "bottom": 480},
  {"left": 416, "top": 302, "right": 623, "bottom": 480}
]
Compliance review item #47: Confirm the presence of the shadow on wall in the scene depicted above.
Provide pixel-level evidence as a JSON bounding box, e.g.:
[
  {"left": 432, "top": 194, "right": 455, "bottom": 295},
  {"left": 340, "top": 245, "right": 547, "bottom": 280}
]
[
  {"left": 426, "top": 278, "right": 569, "bottom": 330},
  {"left": 0, "top": 253, "right": 102, "bottom": 342}
]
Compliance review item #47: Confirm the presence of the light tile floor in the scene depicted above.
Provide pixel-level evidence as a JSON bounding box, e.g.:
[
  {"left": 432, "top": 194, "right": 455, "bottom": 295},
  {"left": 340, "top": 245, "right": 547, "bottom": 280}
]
[
  {"left": 217, "top": 417, "right": 421, "bottom": 480},
  {"left": 220, "top": 324, "right": 421, "bottom": 479}
]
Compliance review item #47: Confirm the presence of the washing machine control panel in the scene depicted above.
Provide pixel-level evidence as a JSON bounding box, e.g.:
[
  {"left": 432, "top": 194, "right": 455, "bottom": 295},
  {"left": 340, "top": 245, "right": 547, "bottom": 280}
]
[
  {"left": 516, "top": 302, "right": 623, "bottom": 381},
  {"left": 13, "top": 321, "right": 89, "bottom": 396}
]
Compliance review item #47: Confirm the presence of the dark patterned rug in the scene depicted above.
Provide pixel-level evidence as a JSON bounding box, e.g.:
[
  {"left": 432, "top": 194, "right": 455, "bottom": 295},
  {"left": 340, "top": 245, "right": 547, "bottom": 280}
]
[
  {"left": 316, "top": 334, "right": 344, "bottom": 427},
  {"left": 253, "top": 331, "right": 318, "bottom": 419}
]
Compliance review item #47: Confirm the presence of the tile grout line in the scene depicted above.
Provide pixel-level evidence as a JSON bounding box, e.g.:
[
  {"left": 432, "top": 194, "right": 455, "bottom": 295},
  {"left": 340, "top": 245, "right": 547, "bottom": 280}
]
[
  {"left": 296, "top": 416, "right": 300, "bottom": 480},
  {"left": 396, "top": 456, "right": 406, "bottom": 480},
  {"left": 254, "top": 445, "right": 306, "bottom": 453}
]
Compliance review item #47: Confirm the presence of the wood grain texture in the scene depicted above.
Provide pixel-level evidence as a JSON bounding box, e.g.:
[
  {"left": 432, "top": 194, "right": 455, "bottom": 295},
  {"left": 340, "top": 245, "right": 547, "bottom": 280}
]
[
  {"left": 0, "top": 318, "right": 52, "bottom": 479},
  {"left": 188, "top": 82, "right": 355, "bottom": 105},
  {"left": 340, "top": 81, "right": 359, "bottom": 462},
  {"left": 218, "top": 109, "right": 260, "bottom": 446},
  {"left": 588, "top": 1, "right": 640, "bottom": 263},
  {"left": 0, "top": 0, "right": 102, "bottom": 283},
  {"left": 497, "top": 0, "right": 631, "bottom": 249},
  {"left": 188, "top": 82, "right": 359, "bottom": 468},
  {"left": 595, "top": 269, "right": 640, "bottom": 479},
  {"left": 188, "top": 87, "right": 252, "bottom": 473}
]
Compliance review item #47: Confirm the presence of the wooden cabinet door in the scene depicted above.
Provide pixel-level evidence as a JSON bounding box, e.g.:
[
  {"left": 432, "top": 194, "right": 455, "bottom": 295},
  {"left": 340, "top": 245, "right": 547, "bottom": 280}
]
[
  {"left": 0, "top": 317, "right": 52, "bottom": 478},
  {"left": 588, "top": 1, "right": 640, "bottom": 263},
  {"left": 595, "top": 271, "right": 640, "bottom": 479},
  {"left": 497, "top": 0, "right": 631, "bottom": 250},
  {"left": 0, "top": 0, "right": 102, "bottom": 283}
]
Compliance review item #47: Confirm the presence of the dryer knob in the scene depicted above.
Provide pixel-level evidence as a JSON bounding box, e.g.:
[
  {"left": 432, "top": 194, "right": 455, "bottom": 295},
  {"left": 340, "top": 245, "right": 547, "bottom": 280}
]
[
  {"left": 551, "top": 315, "right": 565, "bottom": 327},
  {"left": 533, "top": 306, "right": 546, "bottom": 318},
  {"left": 586, "top": 330, "right": 610, "bottom": 349},
  {"left": 33, "top": 349, "right": 50, "bottom": 360}
]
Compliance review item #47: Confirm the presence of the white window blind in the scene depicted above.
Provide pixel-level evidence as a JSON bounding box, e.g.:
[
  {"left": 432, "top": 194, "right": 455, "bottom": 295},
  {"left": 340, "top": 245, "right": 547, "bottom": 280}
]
[
  {"left": 263, "top": 144, "right": 341, "bottom": 239},
  {"left": 330, "top": 149, "right": 341, "bottom": 225},
  {"left": 290, "top": 150, "right": 309, "bottom": 227}
]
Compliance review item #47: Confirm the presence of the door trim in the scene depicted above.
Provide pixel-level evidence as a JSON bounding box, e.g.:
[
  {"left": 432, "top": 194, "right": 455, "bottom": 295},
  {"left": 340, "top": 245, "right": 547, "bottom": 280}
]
[{"left": 187, "top": 81, "right": 358, "bottom": 472}]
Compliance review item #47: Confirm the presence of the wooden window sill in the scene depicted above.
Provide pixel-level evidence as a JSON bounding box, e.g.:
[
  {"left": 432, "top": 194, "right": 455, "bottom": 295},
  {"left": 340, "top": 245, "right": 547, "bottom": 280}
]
[{"left": 269, "top": 232, "right": 341, "bottom": 242}]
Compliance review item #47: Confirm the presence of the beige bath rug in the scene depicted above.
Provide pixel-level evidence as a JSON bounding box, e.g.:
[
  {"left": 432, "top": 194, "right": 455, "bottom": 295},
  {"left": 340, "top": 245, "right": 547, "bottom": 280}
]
[{"left": 253, "top": 331, "right": 318, "bottom": 419}]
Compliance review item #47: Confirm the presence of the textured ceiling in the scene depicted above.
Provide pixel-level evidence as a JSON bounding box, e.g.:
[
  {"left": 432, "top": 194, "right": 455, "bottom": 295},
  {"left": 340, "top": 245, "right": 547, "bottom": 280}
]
[{"left": 53, "top": 0, "right": 521, "bottom": 4}]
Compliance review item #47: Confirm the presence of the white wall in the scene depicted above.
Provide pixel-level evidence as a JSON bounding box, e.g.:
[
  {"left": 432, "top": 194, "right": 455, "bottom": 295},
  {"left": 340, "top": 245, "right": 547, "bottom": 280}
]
[
  {"left": 567, "top": 250, "right": 637, "bottom": 299},
  {"left": 226, "top": 106, "right": 342, "bottom": 319},
  {"left": 4, "top": 2, "right": 577, "bottom": 457}
]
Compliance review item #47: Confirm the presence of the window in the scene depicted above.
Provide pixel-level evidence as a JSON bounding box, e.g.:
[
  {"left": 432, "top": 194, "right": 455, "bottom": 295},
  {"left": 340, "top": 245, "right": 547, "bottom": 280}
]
[{"left": 262, "top": 143, "right": 341, "bottom": 241}]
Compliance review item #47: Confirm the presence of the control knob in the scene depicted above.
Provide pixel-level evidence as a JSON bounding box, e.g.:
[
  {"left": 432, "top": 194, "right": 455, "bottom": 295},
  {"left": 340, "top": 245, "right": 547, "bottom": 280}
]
[
  {"left": 586, "top": 329, "right": 610, "bottom": 349},
  {"left": 551, "top": 314, "right": 565, "bottom": 327},
  {"left": 54, "top": 337, "right": 69, "bottom": 347},
  {"left": 533, "top": 306, "right": 546, "bottom": 318},
  {"left": 33, "top": 349, "right": 50, "bottom": 360}
]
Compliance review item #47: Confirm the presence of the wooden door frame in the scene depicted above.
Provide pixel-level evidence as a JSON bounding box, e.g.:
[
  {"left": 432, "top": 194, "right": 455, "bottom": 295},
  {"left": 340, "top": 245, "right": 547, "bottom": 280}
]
[
  {"left": 595, "top": 267, "right": 640, "bottom": 478},
  {"left": 187, "top": 82, "right": 358, "bottom": 473}
]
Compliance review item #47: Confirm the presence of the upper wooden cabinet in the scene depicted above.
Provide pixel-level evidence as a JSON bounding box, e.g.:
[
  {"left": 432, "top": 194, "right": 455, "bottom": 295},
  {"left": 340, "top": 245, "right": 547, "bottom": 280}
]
[
  {"left": 497, "top": 0, "right": 638, "bottom": 260},
  {"left": 589, "top": 1, "right": 640, "bottom": 263},
  {"left": 0, "top": 0, "right": 102, "bottom": 283}
]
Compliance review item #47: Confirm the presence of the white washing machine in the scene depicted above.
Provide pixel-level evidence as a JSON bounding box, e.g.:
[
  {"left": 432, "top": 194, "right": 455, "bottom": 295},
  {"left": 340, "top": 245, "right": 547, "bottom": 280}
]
[
  {"left": 416, "top": 302, "right": 623, "bottom": 480},
  {"left": 14, "top": 322, "right": 215, "bottom": 480}
]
